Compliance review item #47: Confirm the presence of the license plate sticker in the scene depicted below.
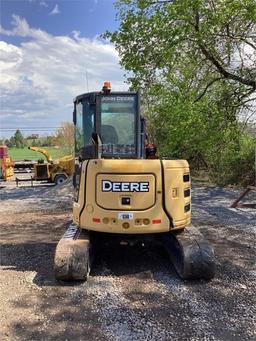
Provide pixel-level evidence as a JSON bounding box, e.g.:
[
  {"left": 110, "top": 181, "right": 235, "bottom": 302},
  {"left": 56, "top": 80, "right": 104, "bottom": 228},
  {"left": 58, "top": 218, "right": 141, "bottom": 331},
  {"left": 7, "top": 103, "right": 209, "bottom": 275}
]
[{"left": 118, "top": 213, "right": 134, "bottom": 220}]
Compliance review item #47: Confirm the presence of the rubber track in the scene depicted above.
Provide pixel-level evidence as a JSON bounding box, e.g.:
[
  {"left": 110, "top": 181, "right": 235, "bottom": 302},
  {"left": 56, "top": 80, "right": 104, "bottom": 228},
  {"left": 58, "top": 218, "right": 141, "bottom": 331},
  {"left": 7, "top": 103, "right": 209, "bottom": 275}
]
[
  {"left": 161, "top": 225, "right": 215, "bottom": 280},
  {"left": 54, "top": 223, "right": 91, "bottom": 281}
]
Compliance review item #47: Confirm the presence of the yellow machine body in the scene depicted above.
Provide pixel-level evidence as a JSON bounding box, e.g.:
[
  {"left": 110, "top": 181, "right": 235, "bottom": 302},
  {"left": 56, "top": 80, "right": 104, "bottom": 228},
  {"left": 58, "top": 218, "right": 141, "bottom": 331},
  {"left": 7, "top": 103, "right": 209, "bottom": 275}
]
[
  {"left": 54, "top": 86, "right": 215, "bottom": 282},
  {"left": 58, "top": 155, "right": 75, "bottom": 176},
  {"left": 0, "top": 156, "right": 14, "bottom": 180},
  {"left": 73, "top": 159, "right": 191, "bottom": 234},
  {"left": 29, "top": 147, "right": 74, "bottom": 183},
  {"left": 32, "top": 161, "right": 75, "bottom": 183}
]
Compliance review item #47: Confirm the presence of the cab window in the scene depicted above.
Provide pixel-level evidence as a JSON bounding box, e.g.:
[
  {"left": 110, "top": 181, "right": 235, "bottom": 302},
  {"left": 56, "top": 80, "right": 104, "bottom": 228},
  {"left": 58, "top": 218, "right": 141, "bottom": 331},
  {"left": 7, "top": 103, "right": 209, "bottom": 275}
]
[
  {"left": 100, "top": 95, "right": 136, "bottom": 156},
  {"left": 75, "top": 100, "right": 95, "bottom": 154}
]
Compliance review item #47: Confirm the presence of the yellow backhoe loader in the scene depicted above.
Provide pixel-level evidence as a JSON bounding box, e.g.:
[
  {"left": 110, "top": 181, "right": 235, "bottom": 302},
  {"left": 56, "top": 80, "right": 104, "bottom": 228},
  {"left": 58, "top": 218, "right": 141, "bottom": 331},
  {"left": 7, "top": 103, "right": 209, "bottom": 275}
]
[
  {"left": 28, "top": 146, "right": 74, "bottom": 185},
  {"left": 54, "top": 82, "right": 215, "bottom": 281}
]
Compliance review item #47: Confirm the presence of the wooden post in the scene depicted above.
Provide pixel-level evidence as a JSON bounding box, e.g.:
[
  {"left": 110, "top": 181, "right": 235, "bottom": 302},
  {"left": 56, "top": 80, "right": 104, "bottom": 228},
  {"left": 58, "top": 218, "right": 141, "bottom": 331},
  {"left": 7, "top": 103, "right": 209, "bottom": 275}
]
[{"left": 231, "top": 185, "right": 256, "bottom": 208}]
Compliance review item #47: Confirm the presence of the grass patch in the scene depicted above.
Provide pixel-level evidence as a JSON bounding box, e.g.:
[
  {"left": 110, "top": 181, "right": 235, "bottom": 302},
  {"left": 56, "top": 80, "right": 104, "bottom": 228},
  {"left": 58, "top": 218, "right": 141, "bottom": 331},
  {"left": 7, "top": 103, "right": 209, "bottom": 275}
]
[{"left": 9, "top": 147, "right": 71, "bottom": 161}]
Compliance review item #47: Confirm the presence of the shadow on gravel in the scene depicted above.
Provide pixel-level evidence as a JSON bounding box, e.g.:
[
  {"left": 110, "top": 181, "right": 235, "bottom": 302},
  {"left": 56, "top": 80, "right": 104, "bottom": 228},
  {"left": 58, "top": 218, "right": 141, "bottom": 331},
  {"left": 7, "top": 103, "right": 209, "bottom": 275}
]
[
  {"left": 2, "top": 185, "right": 255, "bottom": 340},
  {"left": 2, "top": 212, "right": 255, "bottom": 286},
  {"left": 92, "top": 241, "right": 177, "bottom": 277},
  {"left": 192, "top": 187, "right": 256, "bottom": 226},
  {"left": 2, "top": 221, "right": 256, "bottom": 341},
  {"left": 6, "top": 243, "right": 255, "bottom": 341},
  {"left": 1, "top": 235, "right": 178, "bottom": 288},
  {"left": 1, "top": 241, "right": 61, "bottom": 287},
  {"left": 1, "top": 186, "right": 54, "bottom": 200},
  {"left": 7, "top": 291, "right": 106, "bottom": 341},
  {"left": 193, "top": 205, "right": 255, "bottom": 225},
  {"left": 154, "top": 262, "right": 255, "bottom": 341},
  {"left": 1, "top": 214, "right": 69, "bottom": 287},
  {"left": 1, "top": 223, "right": 181, "bottom": 340}
]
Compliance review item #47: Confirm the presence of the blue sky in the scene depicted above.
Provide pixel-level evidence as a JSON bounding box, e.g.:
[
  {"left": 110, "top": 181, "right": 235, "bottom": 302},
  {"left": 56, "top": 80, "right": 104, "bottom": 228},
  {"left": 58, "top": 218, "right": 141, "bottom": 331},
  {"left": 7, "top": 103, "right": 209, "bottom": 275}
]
[
  {"left": 0, "top": 0, "right": 126, "bottom": 138},
  {"left": 1, "top": 0, "right": 119, "bottom": 42}
]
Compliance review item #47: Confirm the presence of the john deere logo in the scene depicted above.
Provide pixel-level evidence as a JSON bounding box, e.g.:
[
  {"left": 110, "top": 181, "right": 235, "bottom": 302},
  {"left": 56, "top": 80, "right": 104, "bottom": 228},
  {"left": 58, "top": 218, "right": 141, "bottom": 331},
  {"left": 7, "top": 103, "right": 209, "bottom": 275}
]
[{"left": 102, "top": 180, "right": 149, "bottom": 192}]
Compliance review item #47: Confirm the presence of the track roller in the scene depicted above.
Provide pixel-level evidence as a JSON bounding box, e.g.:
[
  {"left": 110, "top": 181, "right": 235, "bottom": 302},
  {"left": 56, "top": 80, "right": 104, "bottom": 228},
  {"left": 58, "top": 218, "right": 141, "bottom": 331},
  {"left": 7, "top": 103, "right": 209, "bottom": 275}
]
[
  {"left": 54, "top": 223, "right": 92, "bottom": 281},
  {"left": 161, "top": 225, "right": 215, "bottom": 280}
]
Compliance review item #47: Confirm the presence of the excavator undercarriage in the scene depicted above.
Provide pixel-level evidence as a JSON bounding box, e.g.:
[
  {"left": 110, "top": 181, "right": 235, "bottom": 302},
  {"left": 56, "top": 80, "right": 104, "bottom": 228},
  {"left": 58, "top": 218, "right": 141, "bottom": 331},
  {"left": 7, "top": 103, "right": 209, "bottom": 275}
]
[{"left": 54, "top": 223, "right": 215, "bottom": 281}]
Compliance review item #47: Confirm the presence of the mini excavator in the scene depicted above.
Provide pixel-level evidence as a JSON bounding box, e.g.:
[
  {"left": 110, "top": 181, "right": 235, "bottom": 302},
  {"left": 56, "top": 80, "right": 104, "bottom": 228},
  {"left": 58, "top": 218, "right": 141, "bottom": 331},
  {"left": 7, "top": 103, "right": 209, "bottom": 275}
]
[{"left": 54, "top": 82, "right": 215, "bottom": 281}]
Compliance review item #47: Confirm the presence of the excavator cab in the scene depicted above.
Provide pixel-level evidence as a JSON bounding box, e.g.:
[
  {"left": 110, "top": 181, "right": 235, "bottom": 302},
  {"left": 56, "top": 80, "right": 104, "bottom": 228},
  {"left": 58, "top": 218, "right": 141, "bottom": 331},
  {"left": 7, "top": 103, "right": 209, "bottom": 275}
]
[
  {"left": 54, "top": 82, "right": 215, "bottom": 282},
  {"left": 73, "top": 86, "right": 144, "bottom": 161}
]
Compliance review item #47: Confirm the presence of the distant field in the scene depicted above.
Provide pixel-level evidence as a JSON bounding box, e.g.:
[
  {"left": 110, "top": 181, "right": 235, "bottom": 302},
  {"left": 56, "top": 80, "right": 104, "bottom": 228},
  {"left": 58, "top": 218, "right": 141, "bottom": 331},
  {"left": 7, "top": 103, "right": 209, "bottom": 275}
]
[{"left": 9, "top": 147, "right": 71, "bottom": 161}]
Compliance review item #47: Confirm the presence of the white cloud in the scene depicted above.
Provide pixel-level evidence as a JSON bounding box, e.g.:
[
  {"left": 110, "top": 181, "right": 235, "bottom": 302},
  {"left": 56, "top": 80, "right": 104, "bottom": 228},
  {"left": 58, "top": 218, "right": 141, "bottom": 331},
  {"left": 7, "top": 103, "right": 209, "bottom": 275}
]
[
  {"left": 0, "top": 15, "right": 127, "bottom": 136},
  {"left": 72, "top": 30, "right": 81, "bottom": 41},
  {"left": 40, "top": 1, "right": 48, "bottom": 7},
  {"left": 0, "top": 15, "right": 127, "bottom": 137},
  {"left": 49, "top": 4, "right": 60, "bottom": 16},
  {"left": 0, "top": 14, "right": 49, "bottom": 40}
]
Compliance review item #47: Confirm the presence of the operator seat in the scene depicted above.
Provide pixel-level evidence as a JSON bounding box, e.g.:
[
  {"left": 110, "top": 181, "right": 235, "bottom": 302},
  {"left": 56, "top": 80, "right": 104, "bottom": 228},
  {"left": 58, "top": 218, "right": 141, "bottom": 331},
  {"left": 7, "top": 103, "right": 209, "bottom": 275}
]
[{"left": 101, "top": 125, "right": 118, "bottom": 144}]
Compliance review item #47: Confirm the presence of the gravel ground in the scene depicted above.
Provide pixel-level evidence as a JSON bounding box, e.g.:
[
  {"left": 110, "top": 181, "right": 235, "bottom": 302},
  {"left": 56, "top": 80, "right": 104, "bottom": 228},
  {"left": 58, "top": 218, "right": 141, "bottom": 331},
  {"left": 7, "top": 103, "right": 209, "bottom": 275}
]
[{"left": 0, "top": 179, "right": 255, "bottom": 341}]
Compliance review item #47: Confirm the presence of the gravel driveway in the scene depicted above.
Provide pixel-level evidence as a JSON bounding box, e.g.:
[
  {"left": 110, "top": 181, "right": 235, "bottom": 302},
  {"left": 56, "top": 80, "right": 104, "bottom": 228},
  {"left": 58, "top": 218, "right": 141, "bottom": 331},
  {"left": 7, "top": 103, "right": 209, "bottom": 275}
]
[{"left": 0, "top": 180, "right": 255, "bottom": 341}]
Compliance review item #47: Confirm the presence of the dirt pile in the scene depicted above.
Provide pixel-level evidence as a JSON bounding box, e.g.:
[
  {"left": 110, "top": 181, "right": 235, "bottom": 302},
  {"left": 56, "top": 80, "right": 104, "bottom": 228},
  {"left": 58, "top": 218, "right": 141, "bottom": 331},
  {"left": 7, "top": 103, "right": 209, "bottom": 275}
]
[{"left": 42, "top": 176, "right": 73, "bottom": 199}]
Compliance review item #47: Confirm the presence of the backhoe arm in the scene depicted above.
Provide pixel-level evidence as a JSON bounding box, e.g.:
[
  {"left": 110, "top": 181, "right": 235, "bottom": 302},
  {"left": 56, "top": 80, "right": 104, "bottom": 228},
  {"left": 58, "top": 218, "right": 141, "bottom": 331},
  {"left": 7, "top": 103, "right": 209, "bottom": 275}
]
[{"left": 28, "top": 146, "right": 53, "bottom": 163}]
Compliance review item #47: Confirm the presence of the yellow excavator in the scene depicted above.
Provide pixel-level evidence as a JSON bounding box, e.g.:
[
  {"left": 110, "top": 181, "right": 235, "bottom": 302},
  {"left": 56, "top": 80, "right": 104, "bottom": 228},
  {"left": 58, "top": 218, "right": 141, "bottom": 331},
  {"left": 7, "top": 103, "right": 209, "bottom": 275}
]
[
  {"left": 28, "top": 146, "right": 74, "bottom": 185},
  {"left": 54, "top": 82, "right": 215, "bottom": 281}
]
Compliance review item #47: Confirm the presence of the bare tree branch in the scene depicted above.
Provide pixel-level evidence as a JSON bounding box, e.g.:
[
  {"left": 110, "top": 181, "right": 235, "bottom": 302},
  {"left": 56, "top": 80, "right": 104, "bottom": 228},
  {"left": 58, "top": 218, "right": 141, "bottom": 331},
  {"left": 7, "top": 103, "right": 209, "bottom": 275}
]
[
  {"left": 192, "top": 9, "right": 256, "bottom": 90},
  {"left": 194, "top": 77, "right": 224, "bottom": 102},
  {"left": 239, "top": 87, "right": 256, "bottom": 101},
  {"left": 216, "top": 33, "right": 256, "bottom": 50}
]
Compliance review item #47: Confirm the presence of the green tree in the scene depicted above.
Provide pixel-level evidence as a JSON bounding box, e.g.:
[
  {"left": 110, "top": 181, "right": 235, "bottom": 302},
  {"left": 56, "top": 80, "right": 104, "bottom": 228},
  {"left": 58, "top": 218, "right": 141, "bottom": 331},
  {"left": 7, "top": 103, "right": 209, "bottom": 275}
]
[
  {"left": 109, "top": 0, "right": 255, "bottom": 103},
  {"left": 106, "top": 0, "right": 256, "bottom": 185},
  {"left": 4, "top": 139, "right": 12, "bottom": 148},
  {"left": 9, "top": 136, "right": 16, "bottom": 148},
  {"left": 14, "top": 129, "right": 25, "bottom": 148}
]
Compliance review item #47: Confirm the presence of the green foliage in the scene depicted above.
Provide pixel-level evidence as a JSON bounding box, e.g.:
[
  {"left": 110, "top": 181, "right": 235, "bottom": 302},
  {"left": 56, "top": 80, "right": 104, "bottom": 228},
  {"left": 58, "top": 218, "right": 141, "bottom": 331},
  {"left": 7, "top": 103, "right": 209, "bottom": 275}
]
[
  {"left": 2, "top": 133, "right": 62, "bottom": 150},
  {"left": 107, "top": 0, "right": 256, "bottom": 186},
  {"left": 3, "top": 130, "right": 27, "bottom": 148},
  {"left": 110, "top": 0, "right": 256, "bottom": 95},
  {"left": 208, "top": 134, "right": 256, "bottom": 186},
  {"left": 4, "top": 139, "right": 11, "bottom": 148},
  {"left": 25, "top": 136, "right": 56, "bottom": 147},
  {"left": 14, "top": 129, "right": 26, "bottom": 148}
]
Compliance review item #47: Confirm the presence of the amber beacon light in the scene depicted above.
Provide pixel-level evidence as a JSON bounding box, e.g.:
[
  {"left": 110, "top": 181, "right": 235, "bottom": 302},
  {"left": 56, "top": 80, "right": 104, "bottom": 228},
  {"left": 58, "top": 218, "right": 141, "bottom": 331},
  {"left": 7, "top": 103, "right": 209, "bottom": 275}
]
[{"left": 102, "top": 81, "right": 111, "bottom": 92}]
